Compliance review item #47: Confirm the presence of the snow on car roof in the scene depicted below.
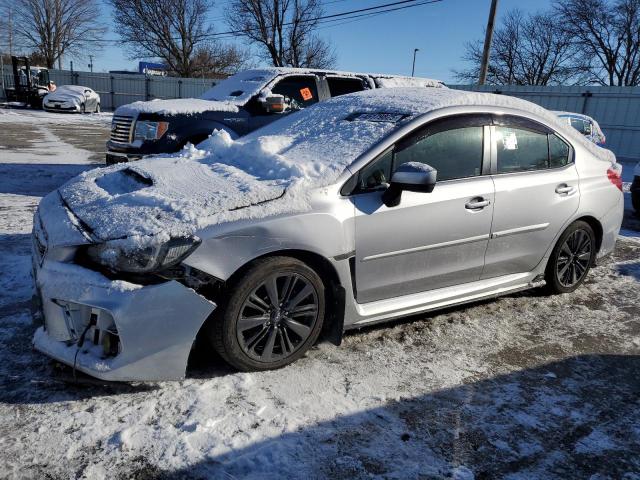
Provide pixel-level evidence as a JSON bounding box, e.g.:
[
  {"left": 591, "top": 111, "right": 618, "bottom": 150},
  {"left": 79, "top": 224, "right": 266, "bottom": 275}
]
[
  {"left": 58, "top": 87, "right": 615, "bottom": 243},
  {"left": 55, "top": 85, "right": 91, "bottom": 94}
]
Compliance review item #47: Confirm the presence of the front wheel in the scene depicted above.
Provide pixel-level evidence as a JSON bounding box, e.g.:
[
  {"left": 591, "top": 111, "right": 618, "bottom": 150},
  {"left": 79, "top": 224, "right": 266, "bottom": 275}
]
[
  {"left": 545, "top": 221, "right": 596, "bottom": 294},
  {"left": 209, "top": 257, "right": 326, "bottom": 371}
]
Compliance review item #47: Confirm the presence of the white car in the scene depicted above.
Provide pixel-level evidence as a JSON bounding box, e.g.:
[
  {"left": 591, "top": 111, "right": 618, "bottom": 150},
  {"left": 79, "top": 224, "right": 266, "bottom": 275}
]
[{"left": 43, "top": 85, "right": 100, "bottom": 113}]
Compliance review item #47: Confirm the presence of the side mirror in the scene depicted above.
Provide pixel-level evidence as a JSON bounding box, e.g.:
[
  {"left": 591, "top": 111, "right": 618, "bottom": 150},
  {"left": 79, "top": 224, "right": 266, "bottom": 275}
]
[
  {"left": 262, "top": 94, "right": 289, "bottom": 114},
  {"left": 382, "top": 162, "right": 437, "bottom": 207}
]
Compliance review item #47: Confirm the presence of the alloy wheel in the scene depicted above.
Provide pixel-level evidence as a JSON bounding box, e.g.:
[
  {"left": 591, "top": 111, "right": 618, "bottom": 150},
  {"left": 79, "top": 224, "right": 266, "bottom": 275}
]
[
  {"left": 236, "top": 273, "right": 319, "bottom": 362},
  {"left": 556, "top": 228, "right": 593, "bottom": 288}
]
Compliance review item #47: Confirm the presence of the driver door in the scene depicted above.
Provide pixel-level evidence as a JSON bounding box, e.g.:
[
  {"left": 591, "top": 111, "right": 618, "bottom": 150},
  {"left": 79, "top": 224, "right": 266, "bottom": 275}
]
[{"left": 352, "top": 115, "right": 495, "bottom": 304}]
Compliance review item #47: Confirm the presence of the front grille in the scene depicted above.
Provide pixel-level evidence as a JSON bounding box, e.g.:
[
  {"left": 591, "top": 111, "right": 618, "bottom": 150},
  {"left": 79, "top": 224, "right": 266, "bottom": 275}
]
[{"left": 110, "top": 115, "right": 134, "bottom": 143}]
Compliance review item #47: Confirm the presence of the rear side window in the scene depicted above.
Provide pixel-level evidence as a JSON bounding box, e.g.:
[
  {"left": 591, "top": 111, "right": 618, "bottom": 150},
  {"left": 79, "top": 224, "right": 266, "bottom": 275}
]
[
  {"left": 271, "top": 76, "right": 318, "bottom": 108},
  {"left": 496, "top": 126, "right": 549, "bottom": 172},
  {"left": 326, "top": 77, "right": 366, "bottom": 97},
  {"left": 495, "top": 125, "right": 571, "bottom": 173},
  {"left": 549, "top": 134, "right": 570, "bottom": 167}
]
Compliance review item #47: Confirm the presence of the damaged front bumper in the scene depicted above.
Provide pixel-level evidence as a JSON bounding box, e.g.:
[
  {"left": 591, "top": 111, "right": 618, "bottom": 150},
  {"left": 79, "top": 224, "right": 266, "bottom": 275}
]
[{"left": 32, "top": 259, "right": 216, "bottom": 382}]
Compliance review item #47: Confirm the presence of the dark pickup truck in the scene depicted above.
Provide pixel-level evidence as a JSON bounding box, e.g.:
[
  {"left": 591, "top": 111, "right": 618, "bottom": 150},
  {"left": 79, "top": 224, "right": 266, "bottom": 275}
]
[{"left": 106, "top": 68, "right": 444, "bottom": 164}]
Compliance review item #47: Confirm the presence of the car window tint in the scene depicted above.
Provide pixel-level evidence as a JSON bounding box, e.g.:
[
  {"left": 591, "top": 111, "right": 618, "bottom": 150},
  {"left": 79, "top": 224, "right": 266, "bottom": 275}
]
[
  {"left": 496, "top": 126, "right": 549, "bottom": 173},
  {"left": 394, "top": 127, "right": 483, "bottom": 181},
  {"left": 358, "top": 149, "right": 393, "bottom": 191},
  {"left": 549, "top": 134, "right": 570, "bottom": 168},
  {"left": 327, "top": 77, "right": 365, "bottom": 97},
  {"left": 271, "top": 76, "right": 318, "bottom": 108}
]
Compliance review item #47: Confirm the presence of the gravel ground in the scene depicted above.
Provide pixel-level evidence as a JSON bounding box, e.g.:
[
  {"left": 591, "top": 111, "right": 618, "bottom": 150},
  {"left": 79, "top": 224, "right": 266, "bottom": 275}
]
[{"left": 0, "top": 108, "right": 639, "bottom": 480}]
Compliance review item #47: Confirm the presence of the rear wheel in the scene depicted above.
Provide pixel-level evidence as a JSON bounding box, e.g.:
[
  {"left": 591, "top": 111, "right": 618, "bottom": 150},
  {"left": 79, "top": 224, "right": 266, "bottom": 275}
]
[
  {"left": 210, "top": 257, "right": 326, "bottom": 371},
  {"left": 545, "top": 221, "right": 596, "bottom": 294}
]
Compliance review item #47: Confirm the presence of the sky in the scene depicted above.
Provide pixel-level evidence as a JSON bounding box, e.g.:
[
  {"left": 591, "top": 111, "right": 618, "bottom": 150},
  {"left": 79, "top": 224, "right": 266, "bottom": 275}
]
[{"left": 87, "top": 0, "right": 554, "bottom": 83}]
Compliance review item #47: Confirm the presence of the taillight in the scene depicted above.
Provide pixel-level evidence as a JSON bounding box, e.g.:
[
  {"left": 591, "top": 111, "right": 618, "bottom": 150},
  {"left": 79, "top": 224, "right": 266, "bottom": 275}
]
[{"left": 607, "top": 164, "right": 623, "bottom": 191}]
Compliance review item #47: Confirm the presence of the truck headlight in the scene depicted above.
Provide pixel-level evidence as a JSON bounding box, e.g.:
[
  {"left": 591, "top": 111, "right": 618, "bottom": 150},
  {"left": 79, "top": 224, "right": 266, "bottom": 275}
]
[
  {"left": 134, "top": 121, "right": 169, "bottom": 141},
  {"left": 84, "top": 236, "right": 200, "bottom": 273}
]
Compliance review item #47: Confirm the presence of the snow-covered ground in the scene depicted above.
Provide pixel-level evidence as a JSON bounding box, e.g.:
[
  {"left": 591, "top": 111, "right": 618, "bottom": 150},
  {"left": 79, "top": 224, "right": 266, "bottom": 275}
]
[{"left": 0, "top": 108, "right": 639, "bottom": 479}]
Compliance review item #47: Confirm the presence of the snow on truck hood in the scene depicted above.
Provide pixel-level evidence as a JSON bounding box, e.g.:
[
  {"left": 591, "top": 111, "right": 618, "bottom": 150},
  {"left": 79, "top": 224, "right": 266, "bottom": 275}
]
[
  {"left": 56, "top": 87, "right": 615, "bottom": 243},
  {"left": 115, "top": 98, "right": 239, "bottom": 116}
]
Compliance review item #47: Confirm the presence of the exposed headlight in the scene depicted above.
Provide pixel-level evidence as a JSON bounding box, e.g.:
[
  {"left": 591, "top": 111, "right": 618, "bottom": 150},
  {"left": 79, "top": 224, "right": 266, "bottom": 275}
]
[
  {"left": 84, "top": 236, "right": 200, "bottom": 273},
  {"left": 134, "top": 121, "right": 169, "bottom": 141}
]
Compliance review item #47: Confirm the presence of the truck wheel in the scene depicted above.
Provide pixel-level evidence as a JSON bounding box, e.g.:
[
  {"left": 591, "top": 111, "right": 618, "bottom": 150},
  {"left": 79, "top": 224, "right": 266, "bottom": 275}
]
[
  {"left": 210, "top": 257, "right": 326, "bottom": 371},
  {"left": 545, "top": 221, "right": 596, "bottom": 294}
]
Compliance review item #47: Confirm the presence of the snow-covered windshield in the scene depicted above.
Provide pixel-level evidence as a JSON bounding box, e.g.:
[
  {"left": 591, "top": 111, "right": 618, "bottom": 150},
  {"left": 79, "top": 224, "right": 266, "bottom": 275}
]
[{"left": 200, "top": 70, "right": 277, "bottom": 106}]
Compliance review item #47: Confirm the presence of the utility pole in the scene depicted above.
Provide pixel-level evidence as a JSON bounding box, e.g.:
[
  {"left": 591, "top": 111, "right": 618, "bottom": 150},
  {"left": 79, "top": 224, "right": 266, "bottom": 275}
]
[
  {"left": 411, "top": 48, "right": 419, "bottom": 77},
  {"left": 88, "top": 55, "right": 94, "bottom": 72},
  {"left": 479, "top": 0, "right": 499, "bottom": 85}
]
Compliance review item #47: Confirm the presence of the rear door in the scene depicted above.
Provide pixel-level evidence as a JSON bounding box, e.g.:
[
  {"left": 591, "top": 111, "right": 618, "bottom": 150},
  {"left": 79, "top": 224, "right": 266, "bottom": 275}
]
[{"left": 482, "top": 115, "right": 579, "bottom": 279}]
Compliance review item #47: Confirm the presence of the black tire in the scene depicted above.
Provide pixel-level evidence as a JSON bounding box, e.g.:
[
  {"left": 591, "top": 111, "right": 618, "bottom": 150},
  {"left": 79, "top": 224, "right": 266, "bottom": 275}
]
[
  {"left": 545, "top": 220, "right": 596, "bottom": 294},
  {"left": 209, "top": 256, "right": 326, "bottom": 371}
]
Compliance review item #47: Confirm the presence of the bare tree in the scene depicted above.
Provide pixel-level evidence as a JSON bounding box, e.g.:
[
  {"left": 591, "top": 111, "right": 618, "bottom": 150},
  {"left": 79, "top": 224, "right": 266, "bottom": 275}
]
[
  {"left": 555, "top": 0, "right": 640, "bottom": 86},
  {"left": 109, "top": 0, "right": 249, "bottom": 77},
  {"left": 455, "top": 10, "right": 580, "bottom": 85},
  {"left": 2, "top": 0, "right": 106, "bottom": 69},
  {"left": 226, "top": 0, "right": 336, "bottom": 69}
]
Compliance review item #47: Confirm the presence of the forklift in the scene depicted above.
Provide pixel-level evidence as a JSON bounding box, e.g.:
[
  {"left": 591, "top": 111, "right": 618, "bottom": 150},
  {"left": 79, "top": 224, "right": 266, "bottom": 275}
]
[{"left": 4, "top": 56, "right": 52, "bottom": 109}]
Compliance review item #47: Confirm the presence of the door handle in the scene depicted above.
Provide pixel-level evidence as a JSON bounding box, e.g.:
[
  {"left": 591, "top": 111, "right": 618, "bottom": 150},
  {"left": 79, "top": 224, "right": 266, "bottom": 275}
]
[
  {"left": 555, "top": 184, "right": 576, "bottom": 196},
  {"left": 465, "top": 197, "right": 491, "bottom": 210}
]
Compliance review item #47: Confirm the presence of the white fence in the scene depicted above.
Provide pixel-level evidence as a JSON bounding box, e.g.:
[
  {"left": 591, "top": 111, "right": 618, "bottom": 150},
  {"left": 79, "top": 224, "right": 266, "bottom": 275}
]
[
  {"left": 1, "top": 65, "right": 639, "bottom": 161},
  {"left": 452, "top": 84, "right": 640, "bottom": 162},
  {"left": 0, "top": 66, "right": 220, "bottom": 111}
]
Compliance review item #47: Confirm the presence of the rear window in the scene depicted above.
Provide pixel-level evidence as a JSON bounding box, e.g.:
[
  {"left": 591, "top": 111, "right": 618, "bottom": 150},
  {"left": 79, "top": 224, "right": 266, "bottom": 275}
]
[{"left": 326, "top": 77, "right": 366, "bottom": 97}]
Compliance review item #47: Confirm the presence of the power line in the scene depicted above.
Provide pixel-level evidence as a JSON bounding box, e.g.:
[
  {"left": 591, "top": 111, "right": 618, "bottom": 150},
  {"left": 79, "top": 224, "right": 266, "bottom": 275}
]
[{"left": 18, "top": 0, "right": 441, "bottom": 45}]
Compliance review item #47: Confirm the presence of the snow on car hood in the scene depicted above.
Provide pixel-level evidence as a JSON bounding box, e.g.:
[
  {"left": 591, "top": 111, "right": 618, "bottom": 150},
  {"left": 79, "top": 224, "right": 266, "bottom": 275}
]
[
  {"left": 44, "top": 88, "right": 84, "bottom": 105},
  {"left": 56, "top": 89, "right": 420, "bottom": 242},
  {"left": 58, "top": 157, "right": 287, "bottom": 241},
  {"left": 115, "top": 98, "right": 239, "bottom": 116}
]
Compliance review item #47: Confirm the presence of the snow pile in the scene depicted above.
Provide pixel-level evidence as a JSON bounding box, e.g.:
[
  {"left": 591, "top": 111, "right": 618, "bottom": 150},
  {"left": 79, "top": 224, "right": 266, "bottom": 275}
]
[{"left": 116, "top": 98, "right": 238, "bottom": 116}]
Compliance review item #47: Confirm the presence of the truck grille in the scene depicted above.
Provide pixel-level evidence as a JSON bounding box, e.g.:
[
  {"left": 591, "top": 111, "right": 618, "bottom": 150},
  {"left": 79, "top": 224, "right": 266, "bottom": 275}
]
[{"left": 110, "top": 115, "right": 134, "bottom": 143}]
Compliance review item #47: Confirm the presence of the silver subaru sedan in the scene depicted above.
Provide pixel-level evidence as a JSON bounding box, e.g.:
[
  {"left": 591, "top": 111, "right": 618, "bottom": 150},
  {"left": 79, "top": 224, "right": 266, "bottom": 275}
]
[{"left": 32, "top": 88, "right": 624, "bottom": 381}]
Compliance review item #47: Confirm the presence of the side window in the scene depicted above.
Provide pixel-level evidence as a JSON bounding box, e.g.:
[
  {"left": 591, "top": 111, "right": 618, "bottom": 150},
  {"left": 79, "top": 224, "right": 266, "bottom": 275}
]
[
  {"left": 495, "top": 126, "right": 549, "bottom": 173},
  {"left": 549, "top": 134, "right": 570, "bottom": 168},
  {"left": 358, "top": 149, "right": 393, "bottom": 191},
  {"left": 326, "top": 77, "right": 366, "bottom": 97},
  {"left": 395, "top": 126, "right": 484, "bottom": 181},
  {"left": 271, "top": 76, "right": 318, "bottom": 109}
]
